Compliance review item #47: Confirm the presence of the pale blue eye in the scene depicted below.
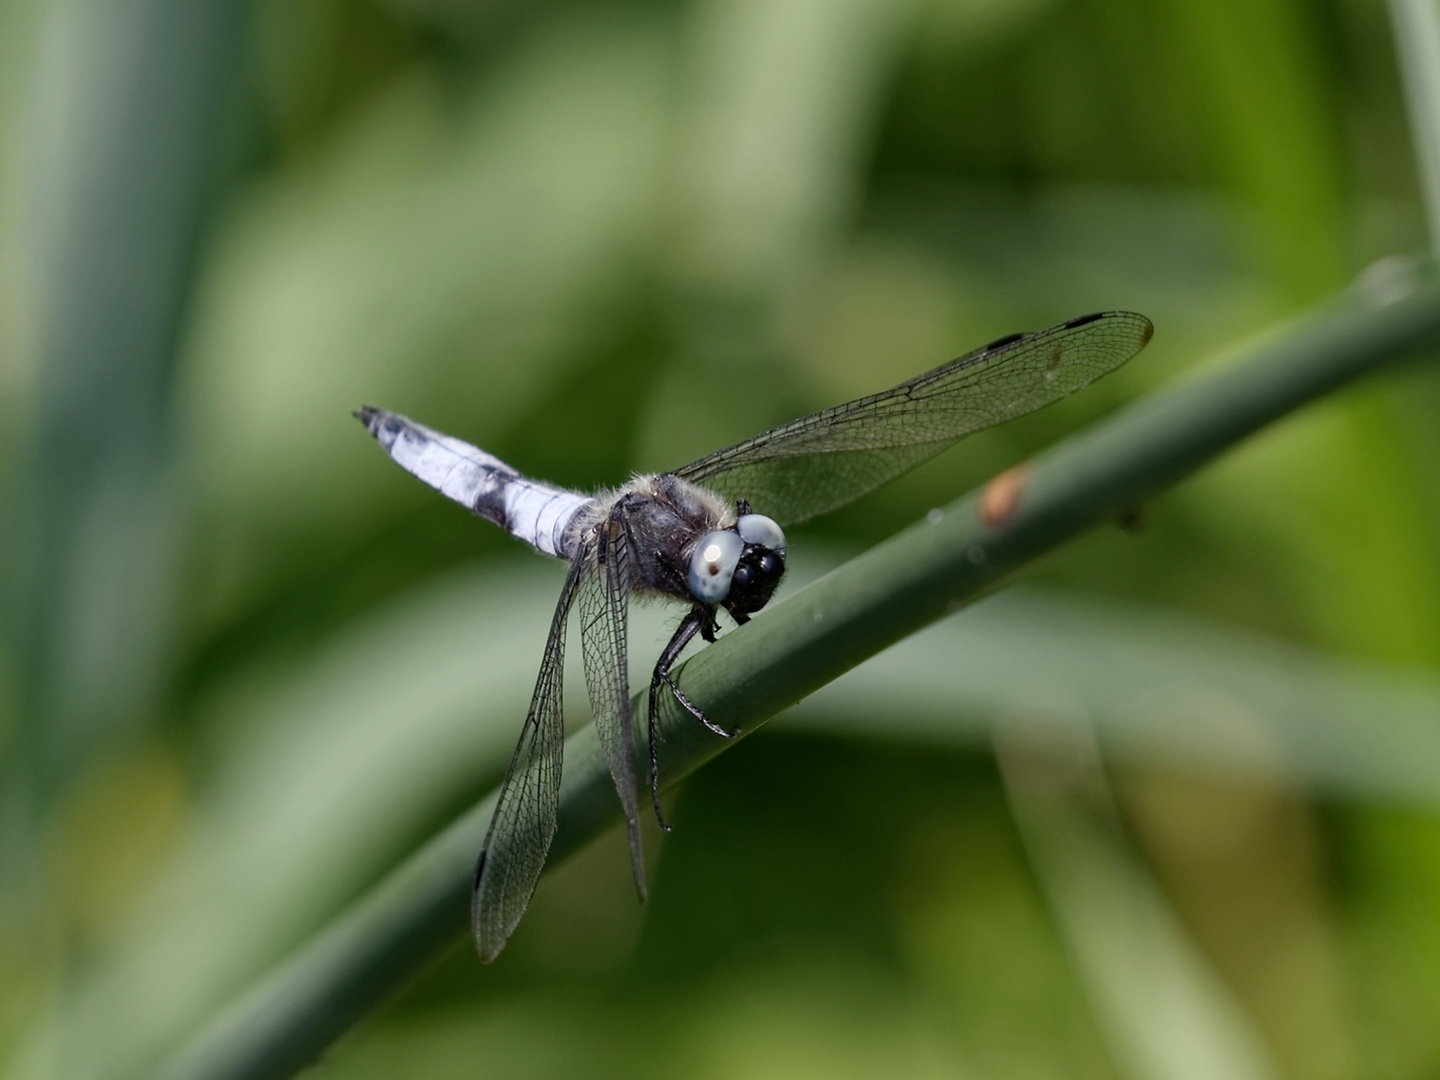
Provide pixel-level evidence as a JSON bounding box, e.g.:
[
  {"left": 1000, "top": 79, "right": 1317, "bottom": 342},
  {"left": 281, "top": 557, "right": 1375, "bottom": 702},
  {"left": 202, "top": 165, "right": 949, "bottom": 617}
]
[
  {"left": 737, "top": 513, "right": 785, "bottom": 553},
  {"left": 687, "top": 529, "right": 744, "bottom": 603}
]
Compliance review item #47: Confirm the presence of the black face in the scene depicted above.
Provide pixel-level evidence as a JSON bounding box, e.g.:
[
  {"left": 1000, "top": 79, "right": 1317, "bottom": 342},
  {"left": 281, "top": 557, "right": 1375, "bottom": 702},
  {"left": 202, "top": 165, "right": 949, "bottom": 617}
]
[{"left": 724, "top": 544, "right": 785, "bottom": 618}]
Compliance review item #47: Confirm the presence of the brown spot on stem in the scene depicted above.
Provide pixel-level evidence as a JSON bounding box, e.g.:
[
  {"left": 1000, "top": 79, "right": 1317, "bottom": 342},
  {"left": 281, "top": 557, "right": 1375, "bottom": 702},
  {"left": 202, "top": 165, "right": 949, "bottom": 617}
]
[{"left": 979, "top": 466, "right": 1028, "bottom": 528}]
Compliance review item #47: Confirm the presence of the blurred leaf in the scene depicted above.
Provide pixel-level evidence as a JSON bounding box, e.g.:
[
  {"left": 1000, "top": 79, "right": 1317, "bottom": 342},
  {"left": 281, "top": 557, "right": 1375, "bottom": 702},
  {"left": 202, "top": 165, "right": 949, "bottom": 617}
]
[
  {"left": 40, "top": 553, "right": 1440, "bottom": 1077},
  {"left": 181, "top": 14, "right": 671, "bottom": 537},
  {"left": 1165, "top": 0, "right": 1348, "bottom": 300},
  {"left": 1342, "top": 805, "right": 1440, "bottom": 1079},
  {"left": 667, "top": 0, "right": 923, "bottom": 292},
  {"left": 789, "top": 583, "right": 1440, "bottom": 802},
  {"left": 6, "top": 0, "right": 1440, "bottom": 1077},
  {"left": 999, "top": 732, "right": 1284, "bottom": 1080},
  {"left": 1385, "top": 0, "right": 1440, "bottom": 247},
  {"left": 1119, "top": 770, "right": 1356, "bottom": 1080},
  {"left": 19, "top": 559, "right": 570, "bottom": 1080},
  {"left": 1178, "top": 381, "right": 1440, "bottom": 667},
  {"left": 2, "top": 0, "right": 249, "bottom": 867}
]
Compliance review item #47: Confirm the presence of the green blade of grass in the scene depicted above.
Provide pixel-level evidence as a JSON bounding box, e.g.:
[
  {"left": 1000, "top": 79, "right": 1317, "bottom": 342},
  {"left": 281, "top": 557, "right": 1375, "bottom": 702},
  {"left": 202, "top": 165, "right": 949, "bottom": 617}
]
[
  {"left": 158, "top": 257, "right": 1440, "bottom": 1080},
  {"left": 1389, "top": 0, "right": 1440, "bottom": 250},
  {"left": 998, "top": 733, "right": 1283, "bottom": 1080}
]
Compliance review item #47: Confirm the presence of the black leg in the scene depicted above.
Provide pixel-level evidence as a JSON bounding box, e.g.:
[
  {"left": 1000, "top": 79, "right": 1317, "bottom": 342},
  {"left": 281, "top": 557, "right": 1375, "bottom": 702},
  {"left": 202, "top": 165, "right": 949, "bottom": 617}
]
[
  {"left": 660, "top": 670, "right": 730, "bottom": 737},
  {"left": 648, "top": 609, "right": 703, "bottom": 830},
  {"left": 647, "top": 607, "right": 729, "bottom": 829}
]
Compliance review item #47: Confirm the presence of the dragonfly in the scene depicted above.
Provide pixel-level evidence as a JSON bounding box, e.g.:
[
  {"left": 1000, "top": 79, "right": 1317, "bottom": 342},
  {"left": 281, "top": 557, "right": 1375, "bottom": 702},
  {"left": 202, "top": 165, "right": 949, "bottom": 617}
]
[{"left": 357, "top": 308, "right": 1152, "bottom": 961}]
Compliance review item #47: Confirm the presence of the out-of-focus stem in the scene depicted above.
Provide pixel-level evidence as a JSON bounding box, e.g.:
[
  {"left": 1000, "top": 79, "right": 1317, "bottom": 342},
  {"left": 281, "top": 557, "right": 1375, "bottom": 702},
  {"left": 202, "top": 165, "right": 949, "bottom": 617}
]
[{"left": 1389, "top": 0, "right": 1440, "bottom": 251}]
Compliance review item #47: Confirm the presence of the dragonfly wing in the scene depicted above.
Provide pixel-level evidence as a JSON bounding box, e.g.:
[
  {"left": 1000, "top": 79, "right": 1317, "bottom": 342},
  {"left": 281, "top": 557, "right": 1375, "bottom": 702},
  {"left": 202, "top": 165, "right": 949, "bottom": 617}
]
[
  {"left": 472, "top": 551, "right": 586, "bottom": 962},
  {"left": 578, "top": 509, "right": 646, "bottom": 900},
  {"left": 674, "top": 311, "right": 1153, "bottom": 525}
]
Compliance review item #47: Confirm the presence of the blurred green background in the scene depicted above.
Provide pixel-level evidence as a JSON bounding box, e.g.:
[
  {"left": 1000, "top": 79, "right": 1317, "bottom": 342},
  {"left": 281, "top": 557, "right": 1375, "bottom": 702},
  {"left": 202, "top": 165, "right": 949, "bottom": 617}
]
[{"left": 4, "top": 0, "right": 1440, "bottom": 1077}]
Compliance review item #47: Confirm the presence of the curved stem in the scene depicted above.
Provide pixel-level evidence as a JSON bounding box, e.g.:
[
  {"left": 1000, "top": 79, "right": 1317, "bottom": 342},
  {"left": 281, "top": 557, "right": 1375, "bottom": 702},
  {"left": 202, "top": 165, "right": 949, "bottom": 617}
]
[{"left": 158, "top": 259, "right": 1440, "bottom": 1080}]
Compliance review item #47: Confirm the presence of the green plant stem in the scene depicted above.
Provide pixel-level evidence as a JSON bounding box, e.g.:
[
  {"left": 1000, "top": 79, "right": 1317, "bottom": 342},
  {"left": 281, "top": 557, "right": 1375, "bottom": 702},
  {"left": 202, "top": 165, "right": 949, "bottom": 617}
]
[{"left": 157, "top": 259, "right": 1440, "bottom": 1080}]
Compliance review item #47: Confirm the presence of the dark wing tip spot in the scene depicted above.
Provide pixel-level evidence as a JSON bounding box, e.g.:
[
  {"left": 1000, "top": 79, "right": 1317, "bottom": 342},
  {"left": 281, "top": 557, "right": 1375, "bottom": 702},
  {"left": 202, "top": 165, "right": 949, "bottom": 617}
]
[
  {"left": 1062, "top": 312, "right": 1105, "bottom": 330},
  {"left": 983, "top": 331, "right": 1027, "bottom": 352},
  {"left": 1137, "top": 316, "right": 1155, "bottom": 346}
]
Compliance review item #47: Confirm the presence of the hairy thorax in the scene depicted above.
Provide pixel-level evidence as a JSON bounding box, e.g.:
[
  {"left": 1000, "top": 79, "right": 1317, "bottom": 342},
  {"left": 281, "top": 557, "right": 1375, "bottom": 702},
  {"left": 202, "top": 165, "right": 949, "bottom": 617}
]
[{"left": 564, "top": 473, "right": 736, "bottom": 601}]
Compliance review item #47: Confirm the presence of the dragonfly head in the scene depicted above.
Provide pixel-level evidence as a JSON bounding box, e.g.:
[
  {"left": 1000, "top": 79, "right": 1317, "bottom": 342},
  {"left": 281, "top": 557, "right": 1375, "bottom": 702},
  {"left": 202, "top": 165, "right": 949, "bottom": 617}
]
[{"left": 686, "top": 514, "right": 786, "bottom": 616}]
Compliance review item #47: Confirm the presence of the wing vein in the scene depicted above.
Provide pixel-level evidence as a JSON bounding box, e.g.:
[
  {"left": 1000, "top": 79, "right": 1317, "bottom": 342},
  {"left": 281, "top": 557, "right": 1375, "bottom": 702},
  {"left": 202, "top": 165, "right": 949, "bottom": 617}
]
[{"left": 674, "top": 311, "right": 1152, "bottom": 524}]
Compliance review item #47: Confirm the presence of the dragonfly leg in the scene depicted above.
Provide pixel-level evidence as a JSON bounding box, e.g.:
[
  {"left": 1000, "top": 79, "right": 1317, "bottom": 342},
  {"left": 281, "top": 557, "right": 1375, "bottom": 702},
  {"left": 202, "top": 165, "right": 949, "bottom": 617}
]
[
  {"left": 660, "top": 670, "right": 729, "bottom": 737},
  {"left": 648, "top": 607, "right": 727, "bottom": 829},
  {"left": 654, "top": 608, "right": 728, "bottom": 736}
]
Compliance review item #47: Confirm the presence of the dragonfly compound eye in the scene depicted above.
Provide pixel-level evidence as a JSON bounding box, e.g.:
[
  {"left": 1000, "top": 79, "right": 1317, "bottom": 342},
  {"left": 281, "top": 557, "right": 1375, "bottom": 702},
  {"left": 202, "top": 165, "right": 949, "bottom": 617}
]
[
  {"left": 687, "top": 529, "right": 744, "bottom": 603},
  {"left": 737, "top": 513, "right": 785, "bottom": 553},
  {"left": 725, "top": 543, "right": 786, "bottom": 616}
]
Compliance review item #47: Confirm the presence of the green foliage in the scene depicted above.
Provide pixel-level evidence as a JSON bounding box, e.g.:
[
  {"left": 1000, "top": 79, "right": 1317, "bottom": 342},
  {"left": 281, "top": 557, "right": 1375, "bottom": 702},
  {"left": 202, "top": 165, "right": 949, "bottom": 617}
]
[{"left": 3, "top": 0, "right": 1440, "bottom": 1078}]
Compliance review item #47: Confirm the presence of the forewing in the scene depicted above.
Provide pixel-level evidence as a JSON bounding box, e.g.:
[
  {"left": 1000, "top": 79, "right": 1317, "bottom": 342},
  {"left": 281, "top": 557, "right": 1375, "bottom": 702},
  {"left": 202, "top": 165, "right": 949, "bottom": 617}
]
[
  {"left": 675, "top": 311, "right": 1153, "bottom": 525},
  {"left": 578, "top": 512, "right": 647, "bottom": 900},
  {"left": 472, "top": 552, "right": 585, "bottom": 962}
]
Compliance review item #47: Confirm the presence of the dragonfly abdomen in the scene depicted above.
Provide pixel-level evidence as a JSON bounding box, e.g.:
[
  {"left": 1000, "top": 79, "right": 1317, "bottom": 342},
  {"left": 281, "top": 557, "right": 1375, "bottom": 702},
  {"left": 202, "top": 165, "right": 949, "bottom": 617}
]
[{"left": 356, "top": 406, "right": 593, "bottom": 558}]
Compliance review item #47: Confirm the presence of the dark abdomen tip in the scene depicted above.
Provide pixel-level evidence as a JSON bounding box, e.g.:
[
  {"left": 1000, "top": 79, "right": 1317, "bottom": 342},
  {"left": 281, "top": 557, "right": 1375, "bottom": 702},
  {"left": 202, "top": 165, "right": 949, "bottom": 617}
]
[{"left": 355, "top": 405, "right": 387, "bottom": 437}]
